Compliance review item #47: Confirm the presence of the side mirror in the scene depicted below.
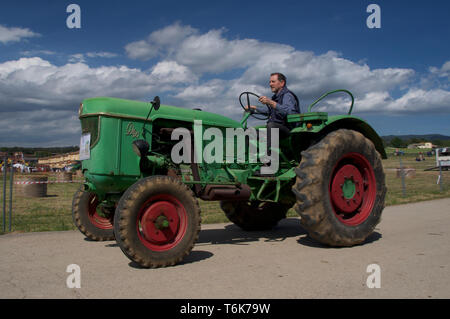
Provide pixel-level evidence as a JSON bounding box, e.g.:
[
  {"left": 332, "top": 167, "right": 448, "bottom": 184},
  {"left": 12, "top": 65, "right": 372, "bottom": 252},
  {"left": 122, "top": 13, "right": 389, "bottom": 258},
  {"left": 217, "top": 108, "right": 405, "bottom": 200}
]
[
  {"left": 142, "top": 96, "right": 160, "bottom": 138},
  {"left": 151, "top": 96, "right": 160, "bottom": 111}
]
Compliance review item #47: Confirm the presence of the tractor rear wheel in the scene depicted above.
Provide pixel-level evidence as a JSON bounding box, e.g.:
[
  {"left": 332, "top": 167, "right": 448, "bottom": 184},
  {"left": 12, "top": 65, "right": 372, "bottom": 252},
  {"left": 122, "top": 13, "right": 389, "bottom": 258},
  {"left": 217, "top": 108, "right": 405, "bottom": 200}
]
[
  {"left": 220, "top": 201, "right": 288, "bottom": 231},
  {"left": 114, "top": 176, "right": 201, "bottom": 268},
  {"left": 292, "top": 129, "right": 386, "bottom": 246},
  {"left": 72, "top": 187, "right": 115, "bottom": 241}
]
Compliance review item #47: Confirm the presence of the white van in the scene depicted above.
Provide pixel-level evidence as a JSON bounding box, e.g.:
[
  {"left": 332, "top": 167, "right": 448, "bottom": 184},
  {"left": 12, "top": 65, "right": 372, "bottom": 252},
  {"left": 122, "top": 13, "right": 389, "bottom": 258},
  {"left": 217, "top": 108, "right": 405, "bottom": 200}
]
[{"left": 436, "top": 147, "right": 450, "bottom": 169}]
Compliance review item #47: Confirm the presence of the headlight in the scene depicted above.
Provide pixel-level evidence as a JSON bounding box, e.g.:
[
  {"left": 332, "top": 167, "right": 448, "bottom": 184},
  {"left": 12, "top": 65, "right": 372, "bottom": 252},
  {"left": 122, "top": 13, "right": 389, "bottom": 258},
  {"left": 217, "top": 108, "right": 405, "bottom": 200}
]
[{"left": 132, "top": 140, "right": 150, "bottom": 157}]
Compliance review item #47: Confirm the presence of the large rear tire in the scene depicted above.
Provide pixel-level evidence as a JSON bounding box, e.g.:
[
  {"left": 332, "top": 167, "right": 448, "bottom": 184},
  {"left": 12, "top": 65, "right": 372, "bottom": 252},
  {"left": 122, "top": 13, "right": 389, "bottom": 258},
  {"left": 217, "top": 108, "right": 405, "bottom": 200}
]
[
  {"left": 220, "top": 201, "right": 288, "bottom": 231},
  {"left": 114, "top": 176, "right": 201, "bottom": 268},
  {"left": 292, "top": 129, "right": 386, "bottom": 246},
  {"left": 72, "top": 187, "right": 115, "bottom": 241}
]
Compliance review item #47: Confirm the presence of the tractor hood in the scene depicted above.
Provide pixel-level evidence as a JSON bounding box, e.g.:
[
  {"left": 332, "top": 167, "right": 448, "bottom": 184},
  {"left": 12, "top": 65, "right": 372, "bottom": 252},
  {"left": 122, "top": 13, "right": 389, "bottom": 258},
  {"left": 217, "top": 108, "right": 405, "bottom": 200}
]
[{"left": 79, "top": 97, "right": 241, "bottom": 128}]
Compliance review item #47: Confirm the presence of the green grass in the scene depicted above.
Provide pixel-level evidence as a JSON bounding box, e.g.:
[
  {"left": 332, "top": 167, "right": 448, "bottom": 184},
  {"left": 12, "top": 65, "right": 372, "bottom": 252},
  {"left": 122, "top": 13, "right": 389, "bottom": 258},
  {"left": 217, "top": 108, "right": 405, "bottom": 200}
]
[
  {"left": 383, "top": 150, "right": 449, "bottom": 205},
  {"left": 0, "top": 150, "right": 448, "bottom": 234}
]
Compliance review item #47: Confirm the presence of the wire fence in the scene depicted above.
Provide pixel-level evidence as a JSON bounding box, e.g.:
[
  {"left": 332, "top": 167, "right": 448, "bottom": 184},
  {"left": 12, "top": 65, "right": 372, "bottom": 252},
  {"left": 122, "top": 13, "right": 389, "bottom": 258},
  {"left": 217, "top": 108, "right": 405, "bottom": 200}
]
[
  {"left": 382, "top": 151, "right": 449, "bottom": 205},
  {"left": 1, "top": 168, "right": 84, "bottom": 234}
]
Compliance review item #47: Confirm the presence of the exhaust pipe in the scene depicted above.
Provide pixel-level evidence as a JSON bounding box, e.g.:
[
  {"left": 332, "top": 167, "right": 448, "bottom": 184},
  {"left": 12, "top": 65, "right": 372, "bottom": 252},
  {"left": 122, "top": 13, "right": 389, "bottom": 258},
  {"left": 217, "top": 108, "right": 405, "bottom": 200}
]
[{"left": 200, "top": 184, "right": 251, "bottom": 201}]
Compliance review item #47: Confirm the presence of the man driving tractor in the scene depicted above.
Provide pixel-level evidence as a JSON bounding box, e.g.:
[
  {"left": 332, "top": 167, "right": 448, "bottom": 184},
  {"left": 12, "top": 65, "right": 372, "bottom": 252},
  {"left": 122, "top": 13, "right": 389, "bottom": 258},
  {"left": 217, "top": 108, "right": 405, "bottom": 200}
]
[{"left": 246, "top": 72, "right": 300, "bottom": 174}]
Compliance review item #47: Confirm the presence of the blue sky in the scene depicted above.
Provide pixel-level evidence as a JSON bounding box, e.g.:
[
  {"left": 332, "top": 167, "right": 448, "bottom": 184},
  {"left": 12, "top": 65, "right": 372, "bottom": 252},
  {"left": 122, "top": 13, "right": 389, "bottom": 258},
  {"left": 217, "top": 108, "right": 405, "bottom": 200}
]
[{"left": 0, "top": 0, "right": 449, "bottom": 146}]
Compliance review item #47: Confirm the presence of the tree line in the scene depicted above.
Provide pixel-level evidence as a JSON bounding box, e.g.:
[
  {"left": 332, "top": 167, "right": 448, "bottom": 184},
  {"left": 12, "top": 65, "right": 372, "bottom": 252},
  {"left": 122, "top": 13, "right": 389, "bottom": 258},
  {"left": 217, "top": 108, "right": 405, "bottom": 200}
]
[
  {"left": 384, "top": 138, "right": 450, "bottom": 148},
  {"left": 0, "top": 146, "right": 79, "bottom": 158}
]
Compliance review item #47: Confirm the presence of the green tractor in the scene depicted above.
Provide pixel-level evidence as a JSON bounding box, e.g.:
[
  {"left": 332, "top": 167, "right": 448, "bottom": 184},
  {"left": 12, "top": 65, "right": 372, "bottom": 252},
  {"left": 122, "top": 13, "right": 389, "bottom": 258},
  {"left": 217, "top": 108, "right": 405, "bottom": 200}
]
[{"left": 72, "top": 89, "right": 386, "bottom": 268}]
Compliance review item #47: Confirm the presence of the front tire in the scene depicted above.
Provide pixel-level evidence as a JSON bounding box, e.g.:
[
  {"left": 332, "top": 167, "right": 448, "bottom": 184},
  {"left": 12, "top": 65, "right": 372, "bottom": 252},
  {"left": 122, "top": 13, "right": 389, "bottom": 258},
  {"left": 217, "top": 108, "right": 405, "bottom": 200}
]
[
  {"left": 72, "top": 187, "right": 115, "bottom": 241},
  {"left": 292, "top": 129, "right": 386, "bottom": 246},
  {"left": 114, "top": 176, "right": 201, "bottom": 268}
]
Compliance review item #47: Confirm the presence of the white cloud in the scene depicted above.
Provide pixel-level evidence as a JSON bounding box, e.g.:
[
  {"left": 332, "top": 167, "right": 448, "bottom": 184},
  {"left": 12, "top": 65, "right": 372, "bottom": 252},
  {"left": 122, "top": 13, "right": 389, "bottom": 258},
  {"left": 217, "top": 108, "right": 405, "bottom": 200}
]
[
  {"left": 0, "top": 57, "right": 195, "bottom": 112},
  {"left": 0, "top": 109, "right": 80, "bottom": 146},
  {"left": 68, "top": 52, "right": 119, "bottom": 63},
  {"left": 2, "top": 23, "right": 449, "bottom": 146},
  {"left": 161, "top": 23, "right": 444, "bottom": 115},
  {"left": 126, "top": 23, "right": 294, "bottom": 74},
  {"left": 68, "top": 53, "right": 86, "bottom": 63},
  {"left": 237, "top": 50, "right": 416, "bottom": 102},
  {"left": 3, "top": 24, "right": 448, "bottom": 118},
  {"left": 86, "top": 51, "right": 119, "bottom": 58},
  {"left": 176, "top": 31, "right": 296, "bottom": 74},
  {"left": 20, "top": 50, "right": 56, "bottom": 56},
  {"left": 150, "top": 60, "right": 196, "bottom": 83},
  {"left": 126, "top": 23, "right": 441, "bottom": 116},
  {"left": 125, "top": 22, "right": 197, "bottom": 60},
  {"left": 0, "top": 56, "right": 198, "bottom": 146},
  {"left": 125, "top": 40, "right": 158, "bottom": 60},
  {"left": 386, "top": 88, "right": 450, "bottom": 113},
  {"left": 0, "top": 25, "right": 40, "bottom": 44},
  {"left": 175, "top": 79, "right": 227, "bottom": 101},
  {"left": 314, "top": 88, "right": 450, "bottom": 115},
  {"left": 429, "top": 61, "right": 450, "bottom": 79}
]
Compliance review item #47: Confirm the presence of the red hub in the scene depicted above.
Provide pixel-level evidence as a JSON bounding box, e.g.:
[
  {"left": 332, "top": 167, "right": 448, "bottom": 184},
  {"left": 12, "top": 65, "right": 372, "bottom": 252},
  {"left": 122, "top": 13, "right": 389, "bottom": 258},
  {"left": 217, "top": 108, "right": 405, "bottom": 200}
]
[
  {"left": 329, "top": 152, "right": 377, "bottom": 226},
  {"left": 137, "top": 194, "right": 187, "bottom": 251},
  {"left": 87, "top": 195, "right": 113, "bottom": 229}
]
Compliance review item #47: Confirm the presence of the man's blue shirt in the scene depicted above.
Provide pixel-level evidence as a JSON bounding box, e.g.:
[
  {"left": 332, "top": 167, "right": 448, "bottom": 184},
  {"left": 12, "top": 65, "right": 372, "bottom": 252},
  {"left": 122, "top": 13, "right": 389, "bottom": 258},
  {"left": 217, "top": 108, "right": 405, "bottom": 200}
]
[{"left": 265, "top": 86, "right": 299, "bottom": 125}]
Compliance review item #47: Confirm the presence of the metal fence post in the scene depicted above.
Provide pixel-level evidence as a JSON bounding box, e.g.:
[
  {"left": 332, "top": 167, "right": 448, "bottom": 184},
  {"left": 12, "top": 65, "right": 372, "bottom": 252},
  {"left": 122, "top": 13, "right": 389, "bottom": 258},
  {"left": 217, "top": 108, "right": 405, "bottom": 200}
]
[
  {"left": 9, "top": 164, "right": 13, "bottom": 232},
  {"left": 399, "top": 155, "right": 406, "bottom": 197},
  {"left": 2, "top": 156, "right": 7, "bottom": 232},
  {"left": 438, "top": 160, "right": 443, "bottom": 192}
]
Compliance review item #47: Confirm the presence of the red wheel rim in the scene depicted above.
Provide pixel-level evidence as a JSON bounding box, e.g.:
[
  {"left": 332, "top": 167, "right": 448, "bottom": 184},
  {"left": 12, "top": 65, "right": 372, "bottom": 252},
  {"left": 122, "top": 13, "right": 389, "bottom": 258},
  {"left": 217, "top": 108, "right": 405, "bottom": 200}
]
[
  {"left": 329, "top": 152, "right": 377, "bottom": 226},
  {"left": 87, "top": 195, "right": 113, "bottom": 229},
  {"left": 137, "top": 194, "right": 188, "bottom": 252}
]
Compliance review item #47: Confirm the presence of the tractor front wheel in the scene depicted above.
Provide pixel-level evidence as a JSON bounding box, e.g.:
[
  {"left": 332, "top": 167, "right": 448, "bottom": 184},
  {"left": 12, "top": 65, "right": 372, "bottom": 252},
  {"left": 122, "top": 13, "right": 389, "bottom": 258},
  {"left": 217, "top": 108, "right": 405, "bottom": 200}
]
[
  {"left": 114, "top": 176, "right": 201, "bottom": 268},
  {"left": 72, "top": 187, "right": 115, "bottom": 241},
  {"left": 292, "top": 129, "right": 386, "bottom": 246}
]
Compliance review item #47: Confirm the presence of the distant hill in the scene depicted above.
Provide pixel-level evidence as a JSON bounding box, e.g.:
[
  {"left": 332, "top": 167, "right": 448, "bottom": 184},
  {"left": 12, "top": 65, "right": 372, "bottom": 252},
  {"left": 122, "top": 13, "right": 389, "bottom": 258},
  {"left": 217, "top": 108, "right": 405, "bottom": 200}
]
[{"left": 382, "top": 134, "right": 450, "bottom": 142}]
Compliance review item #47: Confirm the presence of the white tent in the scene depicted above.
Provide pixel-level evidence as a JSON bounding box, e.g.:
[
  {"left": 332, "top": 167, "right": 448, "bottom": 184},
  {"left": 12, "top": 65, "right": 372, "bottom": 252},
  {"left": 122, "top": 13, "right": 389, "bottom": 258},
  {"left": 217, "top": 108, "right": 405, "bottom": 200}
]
[{"left": 13, "top": 163, "right": 25, "bottom": 173}]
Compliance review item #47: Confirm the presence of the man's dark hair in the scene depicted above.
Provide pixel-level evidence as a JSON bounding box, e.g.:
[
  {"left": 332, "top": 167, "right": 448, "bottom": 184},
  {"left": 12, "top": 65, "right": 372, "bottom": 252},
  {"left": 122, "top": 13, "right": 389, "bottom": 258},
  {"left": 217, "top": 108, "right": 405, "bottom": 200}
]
[{"left": 271, "top": 72, "right": 287, "bottom": 85}]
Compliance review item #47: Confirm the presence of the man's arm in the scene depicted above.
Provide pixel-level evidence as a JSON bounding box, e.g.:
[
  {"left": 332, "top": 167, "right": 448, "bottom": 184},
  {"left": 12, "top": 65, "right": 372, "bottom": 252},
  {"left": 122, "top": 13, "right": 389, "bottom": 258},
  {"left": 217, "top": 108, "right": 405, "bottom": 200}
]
[
  {"left": 259, "top": 93, "right": 297, "bottom": 116},
  {"left": 275, "top": 93, "right": 297, "bottom": 116},
  {"left": 244, "top": 105, "right": 269, "bottom": 115}
]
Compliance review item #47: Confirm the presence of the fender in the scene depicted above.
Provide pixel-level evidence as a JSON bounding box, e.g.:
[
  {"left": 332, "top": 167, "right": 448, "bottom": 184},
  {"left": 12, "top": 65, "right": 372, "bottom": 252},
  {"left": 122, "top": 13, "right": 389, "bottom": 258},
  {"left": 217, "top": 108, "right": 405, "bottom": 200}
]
[{"left": 291, "top": 115, "right": 387, "bottom": 159}]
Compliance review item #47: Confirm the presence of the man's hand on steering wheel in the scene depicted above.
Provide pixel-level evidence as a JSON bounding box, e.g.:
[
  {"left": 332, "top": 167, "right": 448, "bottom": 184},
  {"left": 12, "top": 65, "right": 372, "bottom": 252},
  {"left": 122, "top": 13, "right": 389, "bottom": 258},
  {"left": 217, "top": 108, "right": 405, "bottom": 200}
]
[
  {"left": 239, "top": 92, "right": 271, "bottom": 120},
  {"left": 244, "top": 105, "right": 257, "bottom": 111},
  {"left": 258, "top": 96, "right": 276, "bottom": 108}
]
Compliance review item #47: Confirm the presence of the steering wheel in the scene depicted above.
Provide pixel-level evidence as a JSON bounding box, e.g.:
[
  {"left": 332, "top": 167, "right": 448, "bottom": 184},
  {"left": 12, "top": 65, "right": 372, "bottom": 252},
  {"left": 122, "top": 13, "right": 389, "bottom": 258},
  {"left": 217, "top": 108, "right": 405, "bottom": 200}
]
[{"left": 239, "top": 92, "right": 270, "bottom": 121}]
